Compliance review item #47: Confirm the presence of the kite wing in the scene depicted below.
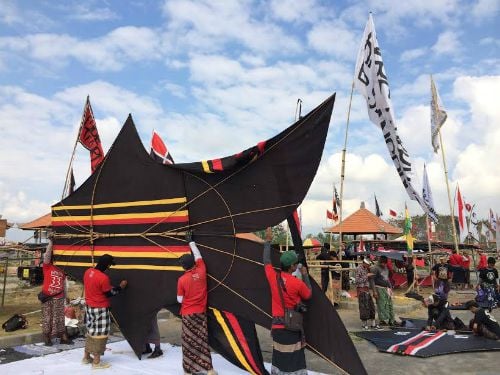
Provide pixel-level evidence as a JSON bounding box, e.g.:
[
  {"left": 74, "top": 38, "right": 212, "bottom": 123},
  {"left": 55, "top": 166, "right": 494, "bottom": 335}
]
[{"left": 51, "top": 93, "right": 366, "bottom": 374}]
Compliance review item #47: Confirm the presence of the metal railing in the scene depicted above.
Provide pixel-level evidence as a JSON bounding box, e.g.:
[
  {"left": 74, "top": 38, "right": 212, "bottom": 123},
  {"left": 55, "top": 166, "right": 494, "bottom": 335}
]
[{"left": 1, "top": 256, "right": 41, "bottom": 307}]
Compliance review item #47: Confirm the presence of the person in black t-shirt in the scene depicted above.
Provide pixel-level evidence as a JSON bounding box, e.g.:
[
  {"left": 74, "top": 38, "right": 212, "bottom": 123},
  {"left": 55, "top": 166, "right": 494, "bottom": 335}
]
[
  {"left": 432, "top": 256, "right": 451, "bottom": 299},
  {"left": 478, "top": 257, "right": 499, "bottom": 311},
  {"left": 316, "top": 244, "right": 332, "bottom": 292},
  {"left": 423, "top": 294, "right": 454, "bottom": 330},
  {"left": 465, "top": 300, "right": 500, "bottom": 340}
]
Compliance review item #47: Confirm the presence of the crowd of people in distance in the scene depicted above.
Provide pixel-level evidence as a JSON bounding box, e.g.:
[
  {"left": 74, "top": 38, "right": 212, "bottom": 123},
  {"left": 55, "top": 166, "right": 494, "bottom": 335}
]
[{"left": 349, "top": 248, "right": 499, "bottom": 341}]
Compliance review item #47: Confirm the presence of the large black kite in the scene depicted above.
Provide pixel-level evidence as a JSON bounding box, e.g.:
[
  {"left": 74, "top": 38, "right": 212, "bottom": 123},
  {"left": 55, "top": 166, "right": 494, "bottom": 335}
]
[{"left": 51, "top": 94, "right": 367, "bottom": 374}]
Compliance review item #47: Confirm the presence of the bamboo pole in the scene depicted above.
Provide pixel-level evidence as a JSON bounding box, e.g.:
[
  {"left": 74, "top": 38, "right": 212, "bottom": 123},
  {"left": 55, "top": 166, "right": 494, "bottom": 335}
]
[
  {"left": 329, "top": 183, "right": 334, "bottom": 249},
  {"left": 432, "top": 77, "right": 460, "bottom": 253},
  {"left": 338, "top": 82, "right": 355, "bottom": 259}
]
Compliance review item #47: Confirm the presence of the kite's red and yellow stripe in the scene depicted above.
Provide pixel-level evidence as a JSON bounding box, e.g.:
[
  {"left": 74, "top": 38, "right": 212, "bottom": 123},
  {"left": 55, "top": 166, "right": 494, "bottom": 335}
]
[
  {"left": 210, "top": 308, "right": 263, "bottom": 375},
  {"left": 51, "top": 197, "right": 189, "bottom": 226}
]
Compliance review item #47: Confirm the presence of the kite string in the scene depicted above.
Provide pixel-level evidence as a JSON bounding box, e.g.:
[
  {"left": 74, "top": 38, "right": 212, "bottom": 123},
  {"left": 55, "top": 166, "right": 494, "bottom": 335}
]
[
  {"left": 207, "top": 274, "right": 271, "bottom": 319},
  {"left": 159, "top": 203, "right": 298, "bottom": 234},
  {"left": 305, "top": 344, "right": 350, "bottom": 375},
  {"left": 159, "top": 233, "right": 264, "bottom": 267}
]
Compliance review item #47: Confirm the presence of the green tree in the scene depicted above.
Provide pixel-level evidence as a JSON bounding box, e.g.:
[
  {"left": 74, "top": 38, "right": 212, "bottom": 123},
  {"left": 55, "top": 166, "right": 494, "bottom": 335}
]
[{"left": 254, "top": 223, "right": 288, "bottom": 244}]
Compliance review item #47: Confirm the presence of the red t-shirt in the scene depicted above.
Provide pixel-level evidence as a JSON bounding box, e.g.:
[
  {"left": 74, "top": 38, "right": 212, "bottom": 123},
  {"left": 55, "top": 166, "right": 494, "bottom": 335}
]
[
  {"left": 264, "top": 264, "right": 311, "bottom": 328},
  {"left": 462, "top": 255, "right": 471, "bottom": 269},
  {"left": 42, "top": 263, "right": 65, "bottom": 299},
  {"left": 84, "top": 268, "right": 113, "bottom": 308},
  {"left": 449, "top": 253, "right": 463, "bottom": 267},
  {"left": 177, "top": 259, "right": 207, "bottom": 316},
  {"left": 478, "top": 254, "right": 488, "bottom": 270}
]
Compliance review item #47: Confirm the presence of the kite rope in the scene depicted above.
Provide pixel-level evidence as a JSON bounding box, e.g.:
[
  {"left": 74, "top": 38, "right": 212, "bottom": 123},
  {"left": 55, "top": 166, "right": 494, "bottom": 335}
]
[
  {"left": 305, "top": 343, "right": 350, "bottom": 375},
  {"left": 159, "top": 233, "right": 264, "bottom": 267},
  {"left": 207, "top": 274, "right": 271, "bottom": 318}
]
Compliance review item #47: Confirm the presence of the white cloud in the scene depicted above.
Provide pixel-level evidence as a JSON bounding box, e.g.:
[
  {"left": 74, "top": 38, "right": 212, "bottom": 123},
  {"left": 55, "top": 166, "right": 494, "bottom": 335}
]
[
  {"left": 400, "top": 47, "right": 428, "bottom": 62},
  {"left": 162, "top": 0, "right": 301, "bottom": 55},
  {"left": 479, "top": 37, "right": 500, "bottom": 47},
  {"left": 269, "top": 0, "right": 329, "bottom": 23},
  {"left": 471, "top": 0, "right": 500, "bottom": 20},
  {"left": 431, "top": 31, "right": 461, "bottom": 56},
  {"left": 69, "top": 4, "right": 119, "bottom": 21},
  {"left": 307, "top": 22, "right": 358, "bottom": 60},
  {"left": 0, "top": 0, "right": 56, "bottom": 31},
  {"left": 0, "top": 27, "right": 164, "bottom": 72}
]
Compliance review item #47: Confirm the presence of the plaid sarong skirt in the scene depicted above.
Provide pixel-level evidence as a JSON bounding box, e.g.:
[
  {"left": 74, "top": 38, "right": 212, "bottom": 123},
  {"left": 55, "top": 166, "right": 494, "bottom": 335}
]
[{"left": 85, "top": 306, "right": 111, "bottom": 336}]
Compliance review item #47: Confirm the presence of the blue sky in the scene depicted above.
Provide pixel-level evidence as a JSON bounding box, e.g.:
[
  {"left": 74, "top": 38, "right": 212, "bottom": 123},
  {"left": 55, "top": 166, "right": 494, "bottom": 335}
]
[{"left": 1, "top": 0, "right": 499, "bottom": 241}]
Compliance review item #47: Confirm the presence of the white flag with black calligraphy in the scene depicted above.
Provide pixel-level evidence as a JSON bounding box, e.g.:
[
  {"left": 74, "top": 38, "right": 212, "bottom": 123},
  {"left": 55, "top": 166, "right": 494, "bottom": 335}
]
[
  {"left": 354, "top": 14, "right": 438, "bottom": 222},
  {"left": 422, "top": 163, "right": 436, "bottom": 220},
  {"left": 430, "top": 77, "right": 447, "bottom": 153}
]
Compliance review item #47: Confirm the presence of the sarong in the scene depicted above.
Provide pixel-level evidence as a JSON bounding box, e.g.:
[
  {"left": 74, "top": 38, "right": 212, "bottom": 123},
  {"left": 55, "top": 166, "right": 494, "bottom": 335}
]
[
  {"left": 85, "top": 306, "right": 111, "bottom": 336},
  {"left": 483, "top": 284, "right": 498, "bottom": 310},
  {"left": 435, "top": 279, "right": 450, "bottom": 300},
  {"left": 451, "top": 267, "right": 466, "bottom": 284},
  {"left": 357, "top": 289, "right": 375, "bottom": 321},
  {"left": 146, "top": 316, "right": 160, "bottom": 345},
  {"left": 479, "top": 324, "right": 500, "bottom": 340},
  {"left": 42, "top": 297, "right": 65, "bottom": 337},
  {"left": 271, "top": 328, "right": 307, "bottom": 375},
  {"left": 181, "top": 313, "right": 213, "bottom": 373},
  {"left": 376, "top": 286, "right": 395, "bottom": 324}
]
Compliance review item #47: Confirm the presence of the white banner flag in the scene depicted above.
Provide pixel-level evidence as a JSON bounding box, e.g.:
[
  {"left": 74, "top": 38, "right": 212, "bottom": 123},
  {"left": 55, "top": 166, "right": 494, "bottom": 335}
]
[
  {"left": 496, "top": 214, "right": 500, "bottom": 256},
  {"left": 422, "top": 163, "right": 437, "bottom": 219},
  {"left": 354, "top": 14, "right": 437, "bottom": 222},
  {"left": 431, "top": 77, "right": 448, "bottom": 153}
]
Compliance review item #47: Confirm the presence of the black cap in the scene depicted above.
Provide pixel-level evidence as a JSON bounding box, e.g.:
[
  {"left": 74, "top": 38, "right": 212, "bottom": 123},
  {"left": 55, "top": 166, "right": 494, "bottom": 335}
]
[
  {"left": 97, "top": 254, "right": 116, "bottom": 269},
  {"left": 179, "top": 254, "right": 195, "bottom": 270}
]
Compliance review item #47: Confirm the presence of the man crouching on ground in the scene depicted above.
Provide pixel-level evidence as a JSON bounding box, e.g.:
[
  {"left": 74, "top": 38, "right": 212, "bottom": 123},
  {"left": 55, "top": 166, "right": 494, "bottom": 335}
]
[{"left": 83, "top": 254, "right": 127, "bottom": 369}]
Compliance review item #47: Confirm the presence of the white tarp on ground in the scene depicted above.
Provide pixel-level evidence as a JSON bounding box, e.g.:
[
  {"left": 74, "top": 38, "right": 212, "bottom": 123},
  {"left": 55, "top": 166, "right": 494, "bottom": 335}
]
[{"left": 1, "top": 339, "right": 326, "bottom": 375}]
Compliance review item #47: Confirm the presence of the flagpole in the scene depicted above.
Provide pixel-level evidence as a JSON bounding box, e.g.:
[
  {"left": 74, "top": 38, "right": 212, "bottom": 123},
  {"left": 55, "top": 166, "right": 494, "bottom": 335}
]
[
  {"left": 338, "top": 81, "right": 355, "bottom": 266},
  {"left": 432, "top": 76, "right": 460, "bottom": 254},
  {"left": 61, "top": 96, "right": 89, "bottom": 199},
  {"left": 329, "top": 182, "right": 334, "bottom": 249}
]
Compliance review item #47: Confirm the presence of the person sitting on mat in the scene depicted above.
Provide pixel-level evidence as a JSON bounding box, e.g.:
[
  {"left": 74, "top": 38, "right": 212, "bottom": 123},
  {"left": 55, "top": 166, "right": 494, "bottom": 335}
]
[
  {"left": 423, "top": 294, "right": 454, "bottom": 331},
  {"left": 465, "top": 300, "right": 500, "bottom": 340}
]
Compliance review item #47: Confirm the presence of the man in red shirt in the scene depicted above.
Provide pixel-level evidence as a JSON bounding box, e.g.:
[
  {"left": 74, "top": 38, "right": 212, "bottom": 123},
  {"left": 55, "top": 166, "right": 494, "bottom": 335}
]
[
  {"left": 40, "top": 238, "right": 71, "bottom": 346},
  {"left": 263, "top": 228, "right": 312, "bottom": 374},
  {"left": 449, "top": 250, "right": 466, "bottom": 289},
  {"left": 83, "top": 254, "right": 127, "bottom": 369},
  {"left": 177, "top": 236, "right": 217, "bottom": 375}
]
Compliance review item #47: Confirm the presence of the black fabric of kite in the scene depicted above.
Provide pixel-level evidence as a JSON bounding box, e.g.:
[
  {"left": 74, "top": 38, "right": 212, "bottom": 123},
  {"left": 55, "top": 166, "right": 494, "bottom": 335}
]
[
  {"left": 207, "top": 309, "right": 269, "bottom": 375},
  {"left": 51, "top": 94, "right": 366, "bottom": 374},
  {"left": 355, "top": 328, "right": 500, "bottom": 357}
]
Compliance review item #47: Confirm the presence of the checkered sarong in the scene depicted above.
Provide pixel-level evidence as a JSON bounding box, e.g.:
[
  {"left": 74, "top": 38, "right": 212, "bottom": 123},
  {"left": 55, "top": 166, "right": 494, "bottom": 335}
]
[{"left": 85, "top": 306, "right": 111, "bottom": 336}]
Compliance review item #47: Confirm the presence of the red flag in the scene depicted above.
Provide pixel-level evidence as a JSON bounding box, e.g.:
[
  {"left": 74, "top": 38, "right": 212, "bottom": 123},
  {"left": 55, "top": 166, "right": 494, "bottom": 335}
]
[
  {"left": 78, "top": 97, "right": 104, "bottom": 173},
  {"left": 150, "top": 130, "right": 174, "bottom": 164},
  {"left": 327, "top": 209, "right": 334, "bottom": 220},
  {"left": 456, "top": 186, "right": 466, "bottom": 242},
  {"left": 389, "top": 209, "right": 397, "bottom": 217},
  {"left": 358, "top": 238, "right": 365, "bottom": 252}
]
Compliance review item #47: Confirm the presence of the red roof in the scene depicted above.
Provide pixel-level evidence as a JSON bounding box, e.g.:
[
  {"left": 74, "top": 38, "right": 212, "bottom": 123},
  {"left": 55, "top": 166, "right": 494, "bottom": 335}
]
[
  {"left": 19, "top": 213, "right": 52, "bottom": 230},
  {"left": 325, "top": 207, "right": 402, "bottom": 235}
]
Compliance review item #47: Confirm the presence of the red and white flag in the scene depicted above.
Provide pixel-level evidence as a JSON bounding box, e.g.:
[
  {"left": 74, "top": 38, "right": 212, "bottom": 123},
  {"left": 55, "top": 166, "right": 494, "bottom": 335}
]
[
  {"left": 389, "top": 209, "right": 397, "bottom": 217},
  {"left": 150, "top": 130, "right": 174, "bottom": 165},
  {"left": 456, "top": 186, "right": 466, "bottom": 243},
  {"left": 326, "top": 209, "right": 334, "bottom": 220},
  {"left": 78, "top": 97, "right": 104, "bottom": 173}
]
